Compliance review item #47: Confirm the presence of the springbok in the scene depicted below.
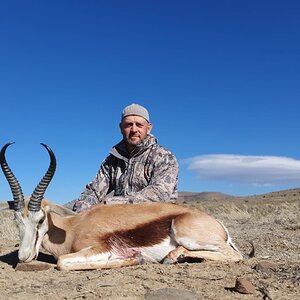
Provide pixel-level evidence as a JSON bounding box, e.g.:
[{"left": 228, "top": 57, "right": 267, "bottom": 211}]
[{"left": 0, "top": 142, "right": 242, "bottom": 271}]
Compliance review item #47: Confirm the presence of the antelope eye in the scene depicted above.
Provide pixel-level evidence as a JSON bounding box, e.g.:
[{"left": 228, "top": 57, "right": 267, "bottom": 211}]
[{"left": 38, "top": 217, "right": 45, "bottom": 225}]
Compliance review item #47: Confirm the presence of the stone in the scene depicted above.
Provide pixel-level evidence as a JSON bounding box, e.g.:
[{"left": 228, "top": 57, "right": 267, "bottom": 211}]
[
  {"left": 255, "top": 260, "right": 278, "bottom": 273},
  {"left": 15, "top": 261, "right": 52, "bottom": 271},
  {"left": 145, "top": 288, "right": 198, "bottom": 300},
  {"left": 234, "top": 277, "right": 256, "bottom": 294}
]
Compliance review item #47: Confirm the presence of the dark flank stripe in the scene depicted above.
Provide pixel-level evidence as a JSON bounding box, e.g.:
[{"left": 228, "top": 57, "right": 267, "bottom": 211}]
[{"left": 102, "top": 214, "right": 180, "bottom": 250}]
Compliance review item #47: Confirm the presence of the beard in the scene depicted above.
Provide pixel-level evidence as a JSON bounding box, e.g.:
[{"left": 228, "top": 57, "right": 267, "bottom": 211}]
[
  {"left": 124, "top": 134, "right": 145, "bottom": 152},
  {"left": 126, "top": 136, "right": 141, "bottom": 147}
]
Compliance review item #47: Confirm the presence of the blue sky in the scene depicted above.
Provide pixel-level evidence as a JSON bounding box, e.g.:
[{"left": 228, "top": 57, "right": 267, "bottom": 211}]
[{"left": 1, "top": 1, "right": 300, "bottom": 204}]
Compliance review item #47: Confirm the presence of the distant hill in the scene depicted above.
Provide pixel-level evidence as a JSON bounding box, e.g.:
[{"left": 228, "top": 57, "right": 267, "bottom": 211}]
[
  {"left": 61, "top": 192, "right": 234, "bottom": 209},
  {"left": 0, "top": 191, "right": 236, "bottom": 210},
  {"left": 1, "top": 187, "right": 299, "bottom": 210},
  {"left": 177, "top": 191, "right": 234, "bottom": 203}
]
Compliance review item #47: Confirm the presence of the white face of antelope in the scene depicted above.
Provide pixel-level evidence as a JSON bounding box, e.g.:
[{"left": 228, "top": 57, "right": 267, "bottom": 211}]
[{"left": 15, "top": 208, "right": 49, "bottom": 262}]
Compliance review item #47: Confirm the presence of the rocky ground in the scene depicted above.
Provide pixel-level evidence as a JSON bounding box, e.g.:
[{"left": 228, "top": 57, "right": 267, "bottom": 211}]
[{"left": 0, "top": 189, "right": 299, "bottom": 299}]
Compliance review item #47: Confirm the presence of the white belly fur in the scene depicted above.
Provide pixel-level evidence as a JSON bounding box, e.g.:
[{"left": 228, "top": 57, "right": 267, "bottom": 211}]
[{"left": 139, "top": 237, "right": 177, "bottom": 262}]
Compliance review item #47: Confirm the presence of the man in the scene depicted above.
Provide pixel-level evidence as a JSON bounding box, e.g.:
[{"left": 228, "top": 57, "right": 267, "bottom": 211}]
[{"left": 73, "top": 103, "right": 178, "bottom": 212}]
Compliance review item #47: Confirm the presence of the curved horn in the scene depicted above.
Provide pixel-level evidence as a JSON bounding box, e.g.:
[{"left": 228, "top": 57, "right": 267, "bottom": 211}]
[
  {"left": 0, "top": 142, "right": 25, "bottom": 211},
  {"left": 28, "top": 143, "right": 56, "bottom": 212}
]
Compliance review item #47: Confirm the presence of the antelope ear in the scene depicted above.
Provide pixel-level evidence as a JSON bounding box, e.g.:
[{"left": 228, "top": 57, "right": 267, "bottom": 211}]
[{"left": 44, "top": 204, "right": 77, "bottom": 217}]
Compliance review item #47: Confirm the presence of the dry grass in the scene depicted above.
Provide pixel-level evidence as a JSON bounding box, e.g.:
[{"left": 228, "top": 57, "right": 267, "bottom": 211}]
[
  {"left": 221, "top": 201, "right": 298, "bottom": 224},
  {"left": 0, "top": 209, "right": 18, "bottom": 241},
  {"left": 189, "top": 197, "right": 300, "bottom": 225}
]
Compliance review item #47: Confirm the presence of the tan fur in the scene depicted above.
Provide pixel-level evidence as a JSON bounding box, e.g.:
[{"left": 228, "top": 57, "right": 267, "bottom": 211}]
[{"left": 36, "top": 200, "right": 242, "bottom": 270}]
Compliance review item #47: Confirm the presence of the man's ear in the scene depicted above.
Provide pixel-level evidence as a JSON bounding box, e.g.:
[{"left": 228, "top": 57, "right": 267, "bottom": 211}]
[
  {"left": 119, "top": 122, "right": 123, "bottom": 134},
  {"left": 147, "top": 123, "right": 153, "bottom": 134}
]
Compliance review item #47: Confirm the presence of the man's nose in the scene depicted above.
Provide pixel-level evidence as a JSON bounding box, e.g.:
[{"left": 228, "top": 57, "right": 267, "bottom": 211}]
[{"left": 131, "top": 124, "right": 138, "bottom": 131}]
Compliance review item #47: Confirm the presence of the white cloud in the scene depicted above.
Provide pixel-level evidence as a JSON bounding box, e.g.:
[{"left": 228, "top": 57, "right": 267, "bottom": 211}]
[{"left": 183, "top": 154, "right": 300, "bottom": 186}]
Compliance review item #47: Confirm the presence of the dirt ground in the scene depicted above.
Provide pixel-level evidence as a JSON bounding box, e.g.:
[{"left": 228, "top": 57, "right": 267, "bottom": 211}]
[{"left": 0, "top": 189, "right": 299, "bottom": 299}]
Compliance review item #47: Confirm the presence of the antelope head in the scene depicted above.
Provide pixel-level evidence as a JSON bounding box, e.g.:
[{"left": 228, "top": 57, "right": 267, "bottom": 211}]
[{"left": 0, "top": 142, "right": 56, "bottom": 262}]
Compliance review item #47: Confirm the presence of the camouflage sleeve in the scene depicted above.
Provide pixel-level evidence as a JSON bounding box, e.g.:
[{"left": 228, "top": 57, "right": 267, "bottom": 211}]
[
  {"left": 73, "top": 158, "right": 111, "bottom": 212},
  {"left": 105, "top": 152, "right": 178, "bottom": 204}
]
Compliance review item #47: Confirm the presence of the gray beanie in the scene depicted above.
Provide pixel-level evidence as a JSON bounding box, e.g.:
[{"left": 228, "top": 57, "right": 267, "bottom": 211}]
[{"left": 121, "top": 104, "right": 150, "bottom": 122}]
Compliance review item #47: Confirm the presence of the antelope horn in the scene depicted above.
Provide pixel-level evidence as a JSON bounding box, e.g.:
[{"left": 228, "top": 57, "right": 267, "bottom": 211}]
[
  {"left": 0, "top": 142, "right": 25, "bottom": 211},
  {"left": 28, "top": 143, "right": 56, "bottom": 212}
]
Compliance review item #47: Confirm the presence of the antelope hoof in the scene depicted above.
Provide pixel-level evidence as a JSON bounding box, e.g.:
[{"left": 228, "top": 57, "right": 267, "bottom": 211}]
[
  {"left": 162, "top": 257, "right": 176, "bottom": 265},
  {"left": 137, "top": 257, "right": 146, "bottom": 265}
]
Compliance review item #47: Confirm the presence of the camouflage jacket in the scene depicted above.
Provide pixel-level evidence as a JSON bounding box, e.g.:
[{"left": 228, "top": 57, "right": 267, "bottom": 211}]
[{"left": 73, "top": 134, "right": 178, "bottom": 212}]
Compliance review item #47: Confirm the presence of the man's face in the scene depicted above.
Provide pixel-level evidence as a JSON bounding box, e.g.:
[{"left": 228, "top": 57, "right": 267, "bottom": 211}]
[{"left": 120, "top": 115, "right": 152, "bottom": 151}]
